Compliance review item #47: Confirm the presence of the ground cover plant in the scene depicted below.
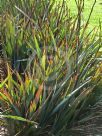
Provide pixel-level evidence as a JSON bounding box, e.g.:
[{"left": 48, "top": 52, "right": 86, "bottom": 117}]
[{"left": 0, "top": 0, "right": 102, "bottom": 136}]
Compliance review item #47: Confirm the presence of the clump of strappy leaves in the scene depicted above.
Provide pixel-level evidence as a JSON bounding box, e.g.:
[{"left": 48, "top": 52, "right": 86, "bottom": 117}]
[{"left": 0, "top": 0, "right": 102, "bottom": 136}]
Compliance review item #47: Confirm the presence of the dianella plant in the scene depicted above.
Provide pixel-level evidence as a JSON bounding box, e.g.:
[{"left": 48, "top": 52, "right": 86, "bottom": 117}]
[{"left": 0, "top": 0, "right": 102, "bottom": 136}]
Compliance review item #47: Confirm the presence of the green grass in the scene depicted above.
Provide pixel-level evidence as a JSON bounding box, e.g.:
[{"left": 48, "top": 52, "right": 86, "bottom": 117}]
[
  {"left": 57, "top": 0, "right": 102, "bottom": 28},
  {"left": 68, "top": 0, "right": 102, "bottom": 27}
]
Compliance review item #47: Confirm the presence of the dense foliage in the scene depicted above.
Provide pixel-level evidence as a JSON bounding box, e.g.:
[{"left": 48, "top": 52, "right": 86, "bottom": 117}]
[{"left": 0, "top": 0, "right": 102, "bottom": 135}]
